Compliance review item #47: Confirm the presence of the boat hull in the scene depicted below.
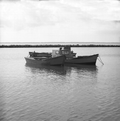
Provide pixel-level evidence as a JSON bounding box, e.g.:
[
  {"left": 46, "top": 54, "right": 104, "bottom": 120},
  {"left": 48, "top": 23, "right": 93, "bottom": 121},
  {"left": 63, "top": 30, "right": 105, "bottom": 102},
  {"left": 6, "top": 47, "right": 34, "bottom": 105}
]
[
  {"left": 25, "top": 55, "right": 66, "bottom": 66},
  {"left": 65, "top": 54, "right": 99, "bottom": 65}
]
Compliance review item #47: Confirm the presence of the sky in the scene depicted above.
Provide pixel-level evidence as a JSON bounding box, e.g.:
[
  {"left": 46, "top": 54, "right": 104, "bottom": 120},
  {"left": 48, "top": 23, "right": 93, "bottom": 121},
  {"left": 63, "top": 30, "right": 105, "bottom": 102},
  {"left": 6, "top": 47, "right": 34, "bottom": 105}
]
[{"left": 0, "top": 0, "right": 120, "bottom": 43}]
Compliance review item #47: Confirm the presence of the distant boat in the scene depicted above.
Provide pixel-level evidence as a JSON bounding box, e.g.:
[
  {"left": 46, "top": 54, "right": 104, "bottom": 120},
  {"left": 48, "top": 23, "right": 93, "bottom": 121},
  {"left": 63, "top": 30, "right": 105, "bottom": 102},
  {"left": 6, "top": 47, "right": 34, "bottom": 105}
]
[
  {"left": 26, "top": 46, "right": 99, "bottom": 66},
  {"left": 25, "top": 55, "right": 66, "bottom": 66},
  {"left": 65, "top": 54, "right": 99, "bottom": 65},
  {"left": 53, "top": 46, "right": 99, "bottom": 65}
]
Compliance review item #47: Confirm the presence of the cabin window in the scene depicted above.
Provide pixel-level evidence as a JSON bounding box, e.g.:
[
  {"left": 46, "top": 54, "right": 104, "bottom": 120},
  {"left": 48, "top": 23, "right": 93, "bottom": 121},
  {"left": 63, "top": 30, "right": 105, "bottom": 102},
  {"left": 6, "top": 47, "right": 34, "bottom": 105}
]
[{"left": 62, "top": 51, "right": 69, "bottom": 55}]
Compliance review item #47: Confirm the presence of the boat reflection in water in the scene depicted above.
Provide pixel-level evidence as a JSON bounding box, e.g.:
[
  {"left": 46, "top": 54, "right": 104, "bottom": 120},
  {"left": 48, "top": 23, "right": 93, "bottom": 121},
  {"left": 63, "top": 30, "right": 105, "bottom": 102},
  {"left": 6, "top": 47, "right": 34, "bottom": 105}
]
[
  {"left": 65, "top": 64, "right": 98, "bottom": 80},
  {"left": 25, "top": 63, "right": 67, "bottom": 76},
  {"left": 25, "top": 63, "right": 97, "bottom": 79}
]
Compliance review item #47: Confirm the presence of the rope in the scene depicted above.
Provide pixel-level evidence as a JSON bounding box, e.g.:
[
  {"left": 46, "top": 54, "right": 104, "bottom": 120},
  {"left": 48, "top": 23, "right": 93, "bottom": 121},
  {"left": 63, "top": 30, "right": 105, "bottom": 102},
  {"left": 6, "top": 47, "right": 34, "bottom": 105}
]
[{"left": 98, "top": 55, "right": 104, "bottom": 65}]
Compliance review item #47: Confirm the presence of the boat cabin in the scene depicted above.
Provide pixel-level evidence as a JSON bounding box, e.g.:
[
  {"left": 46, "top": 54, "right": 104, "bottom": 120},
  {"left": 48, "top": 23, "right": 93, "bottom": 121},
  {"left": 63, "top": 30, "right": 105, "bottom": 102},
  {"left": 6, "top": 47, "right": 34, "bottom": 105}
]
[{"left": 52, "top": 46, "right": 76, "bottom": 58}]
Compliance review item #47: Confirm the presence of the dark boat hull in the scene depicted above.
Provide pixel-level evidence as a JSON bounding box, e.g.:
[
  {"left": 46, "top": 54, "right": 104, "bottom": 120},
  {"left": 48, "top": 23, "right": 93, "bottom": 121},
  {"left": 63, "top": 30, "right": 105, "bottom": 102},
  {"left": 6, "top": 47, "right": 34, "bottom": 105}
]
[
  {"left": 65, "top": 54, "right": 99, "bottom": 65},
  {"left": 25, "top": 55, "right": 66, "bottom": 66}
]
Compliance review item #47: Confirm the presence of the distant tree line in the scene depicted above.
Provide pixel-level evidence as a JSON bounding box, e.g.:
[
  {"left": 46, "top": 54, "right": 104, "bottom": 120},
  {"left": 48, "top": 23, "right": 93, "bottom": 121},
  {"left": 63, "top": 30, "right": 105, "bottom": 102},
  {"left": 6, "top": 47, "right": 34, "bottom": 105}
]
[{"left": 0, "top": 44, "right": 120, "bottom": 48}]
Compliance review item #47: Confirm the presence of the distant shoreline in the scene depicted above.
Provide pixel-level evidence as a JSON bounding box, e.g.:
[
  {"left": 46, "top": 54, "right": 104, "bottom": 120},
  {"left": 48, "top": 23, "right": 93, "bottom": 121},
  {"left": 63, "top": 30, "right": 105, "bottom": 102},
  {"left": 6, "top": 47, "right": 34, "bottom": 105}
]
[{"left": 0, "top": 44, "right": 120, "bottom": 48}]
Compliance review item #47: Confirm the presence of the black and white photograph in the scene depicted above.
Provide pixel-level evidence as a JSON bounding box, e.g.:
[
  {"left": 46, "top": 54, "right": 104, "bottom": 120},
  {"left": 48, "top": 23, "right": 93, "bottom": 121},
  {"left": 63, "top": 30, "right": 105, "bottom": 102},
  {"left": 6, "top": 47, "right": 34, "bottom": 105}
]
[{"left": 0, "top": 0, "right": 120, "bottom": 121}]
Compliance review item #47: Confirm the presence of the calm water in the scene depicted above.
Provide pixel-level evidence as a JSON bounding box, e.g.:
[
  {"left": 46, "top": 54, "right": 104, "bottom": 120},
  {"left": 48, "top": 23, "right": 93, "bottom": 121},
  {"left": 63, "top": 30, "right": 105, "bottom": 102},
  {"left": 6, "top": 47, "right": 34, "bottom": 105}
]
[{"left": 0, "top": 47, "right": 120, "bottom": 121}]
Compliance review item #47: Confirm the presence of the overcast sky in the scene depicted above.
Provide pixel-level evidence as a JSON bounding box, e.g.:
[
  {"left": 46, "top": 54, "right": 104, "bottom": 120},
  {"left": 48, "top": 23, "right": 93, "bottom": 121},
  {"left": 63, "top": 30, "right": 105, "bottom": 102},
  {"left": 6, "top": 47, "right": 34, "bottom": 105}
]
[{"left": 0, "top": 0, "right": 120, "bottom": 43}]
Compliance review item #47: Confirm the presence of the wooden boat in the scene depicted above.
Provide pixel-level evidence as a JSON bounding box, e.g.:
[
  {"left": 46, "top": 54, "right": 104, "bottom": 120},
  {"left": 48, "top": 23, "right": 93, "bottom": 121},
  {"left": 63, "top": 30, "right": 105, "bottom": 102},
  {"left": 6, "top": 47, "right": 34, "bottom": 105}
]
[
  {"left": 25, "top": 55, "right": 66, "bottom": 66},
  {"left": 65, "top": 54, "right": 99, "bottom": 65},
  {"left": 52, "top": 46, "right": 99, "bottom": 65},
  {"left": 26, "top": 46, "right": 99, "bottom": 66}
]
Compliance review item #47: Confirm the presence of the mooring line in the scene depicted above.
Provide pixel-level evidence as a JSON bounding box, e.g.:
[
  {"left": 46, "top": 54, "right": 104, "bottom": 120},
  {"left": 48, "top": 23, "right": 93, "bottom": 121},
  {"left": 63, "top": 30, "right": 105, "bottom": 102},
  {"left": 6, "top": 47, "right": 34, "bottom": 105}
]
[{"left": 98, "top": 55, "right": 104, "bottom": 65}]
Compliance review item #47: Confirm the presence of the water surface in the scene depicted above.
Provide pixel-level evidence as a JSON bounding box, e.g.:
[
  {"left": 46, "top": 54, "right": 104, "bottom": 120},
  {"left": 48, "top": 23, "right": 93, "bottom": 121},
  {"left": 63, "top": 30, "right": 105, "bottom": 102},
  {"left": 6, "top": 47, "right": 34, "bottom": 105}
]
[{"left": 0, "top": 47, "right": 120, "bottom": 121}]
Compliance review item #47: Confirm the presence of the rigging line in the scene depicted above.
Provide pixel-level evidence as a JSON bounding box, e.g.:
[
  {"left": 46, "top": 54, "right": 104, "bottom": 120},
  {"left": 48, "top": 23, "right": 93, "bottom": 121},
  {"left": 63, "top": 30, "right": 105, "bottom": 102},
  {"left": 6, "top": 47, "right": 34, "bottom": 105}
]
[{"left": 98, "top": 55, "right": 104, "bottom": 65}]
